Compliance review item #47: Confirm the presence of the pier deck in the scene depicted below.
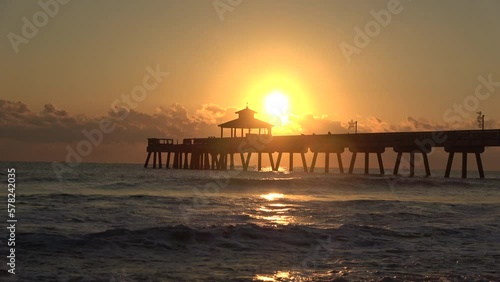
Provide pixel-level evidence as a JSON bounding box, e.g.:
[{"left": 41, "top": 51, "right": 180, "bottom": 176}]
[{"left": 144, "top": 129, "right": 500, "bottom": 178}]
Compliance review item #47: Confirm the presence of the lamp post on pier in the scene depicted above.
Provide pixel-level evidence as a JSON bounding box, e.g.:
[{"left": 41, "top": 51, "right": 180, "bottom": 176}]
[
  {"left": 348, "top": 120, "right": 358, "bottom": 134},
  {"left": 476, "top": 111, "right": 485, "bottom": 132}
]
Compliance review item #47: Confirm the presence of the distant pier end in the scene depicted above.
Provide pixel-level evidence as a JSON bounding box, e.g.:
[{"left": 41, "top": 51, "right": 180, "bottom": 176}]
[{"left": 144, "top": 107, "right": 500, "bottom": 178}]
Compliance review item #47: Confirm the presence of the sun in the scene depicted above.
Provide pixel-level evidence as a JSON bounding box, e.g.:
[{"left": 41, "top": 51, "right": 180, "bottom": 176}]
[{"left": 264, "top": 91, "right": 289, "bottom": 126}]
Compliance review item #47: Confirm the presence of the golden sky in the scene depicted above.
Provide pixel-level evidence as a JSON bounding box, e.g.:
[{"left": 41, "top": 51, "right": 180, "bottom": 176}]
[{"left": 1, "top": 0, "right": 500, "bottom": 165}]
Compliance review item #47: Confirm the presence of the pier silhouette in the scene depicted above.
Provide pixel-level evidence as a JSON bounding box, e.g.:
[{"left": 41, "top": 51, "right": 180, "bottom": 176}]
[{"left": 144, "top": 107, "right": 500, "bottom": 178}]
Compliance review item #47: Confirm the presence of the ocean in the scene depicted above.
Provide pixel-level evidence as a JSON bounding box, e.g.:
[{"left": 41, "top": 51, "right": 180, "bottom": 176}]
[{"left": 1, "top": 162, "right": 499, "bottom": 281}]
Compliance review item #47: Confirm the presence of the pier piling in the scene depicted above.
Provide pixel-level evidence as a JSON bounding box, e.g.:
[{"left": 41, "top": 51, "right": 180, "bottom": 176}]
[
  {"left": 444, "top": 146, "right": 485, "bottom": 178},
  {"left": 144, "top": 152, "right": 151, "bottom": 168},
  {"left": 144, "top": 130, "right": 498, "bottom": 178},
  {"left": 337, "top": 153, "right": 344, "bottom": 173},
  {"left": 324, "top": 153, "right": 329, "bottom": 173},
  {"left": 349, "top": 152, "right": 357, "bottom": 174},
  {"left": 275, "top": 152, "right": 283, "bottom": 171}
]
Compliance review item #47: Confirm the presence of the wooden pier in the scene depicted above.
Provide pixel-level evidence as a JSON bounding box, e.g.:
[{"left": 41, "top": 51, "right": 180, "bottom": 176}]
[
  {"left": 144, "top": 129, "right": 500, "bottom": 178},
  {"left": 144, "top": 106, "right": 500, "bottom": 178}
]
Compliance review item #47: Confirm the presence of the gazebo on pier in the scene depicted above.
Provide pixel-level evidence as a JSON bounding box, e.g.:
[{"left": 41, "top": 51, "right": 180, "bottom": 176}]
[{"left": 218, "top": 106, "right": 273, "bottom": 137}]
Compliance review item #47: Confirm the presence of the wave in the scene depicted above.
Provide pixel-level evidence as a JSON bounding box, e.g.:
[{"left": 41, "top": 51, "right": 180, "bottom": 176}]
[
  {"left": 18, "top": 222, "right": 500, "bottom": 281},
  {"left": 200, "top": 173, "right": 500, "bottom": 191},
  {"left": 20, "top": 222, "right": 485, "bottom": 252},
  {"left": 96, "top": 181, "right": 141, "bottom": 189},
  {"left": 13, "top": 167, "right": 500, "bottom": 195},
  {"left": 17, "top": 224, "right": 345, "bottom": 258},
  {"left": 16, "top": 175, "right": 83, "bottom": 183}
]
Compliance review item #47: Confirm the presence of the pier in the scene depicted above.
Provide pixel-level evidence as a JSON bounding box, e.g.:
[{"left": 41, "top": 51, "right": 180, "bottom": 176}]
[{"left": 144, "top": 107, "right": 500, "bottom": 178}]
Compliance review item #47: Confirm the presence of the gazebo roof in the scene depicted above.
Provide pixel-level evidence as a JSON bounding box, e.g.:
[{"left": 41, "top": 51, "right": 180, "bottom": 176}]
[
  {"left": 218, "top": 118, "right": 273, "bottom": 129},
  {"left": 218, "top": 106, "right": 273, "bottom": 129},
  {"left": 235, "top": 107, "right": 257, "bottom": 114}
]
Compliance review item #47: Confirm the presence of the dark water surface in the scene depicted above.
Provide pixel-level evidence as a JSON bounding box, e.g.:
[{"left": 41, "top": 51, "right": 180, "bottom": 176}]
[{"left": 1, "top": 162, "right": 499, "bottom": 281}]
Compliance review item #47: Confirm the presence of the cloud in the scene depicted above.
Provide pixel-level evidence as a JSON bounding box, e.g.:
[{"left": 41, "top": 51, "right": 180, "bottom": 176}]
[
  {"left": 291, "top": 114, "right": 345, "bottom": 134},
  {"left": 0, "top": 99, "right": 218, "bottom": 144},
  {"left": 1, "top": 99, "right": 498, "bottom": 148},
  {"left": 193, "top": 103, "right": 229, "bottom": 124}
]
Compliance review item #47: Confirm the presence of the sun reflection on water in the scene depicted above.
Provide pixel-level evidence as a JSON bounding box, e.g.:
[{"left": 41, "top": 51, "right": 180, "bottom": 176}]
[
  {"left": 253, "top": 269, "right": 340, "bottom": 281},
  {"left": 260, "top": 193, "right": 284, "bottom": 201},
  {"left": 254, "top": 271, "right": 305, "bottom": 281},
  {"left": 250, "top": 193, "right": 296, "bottom": 226}
]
